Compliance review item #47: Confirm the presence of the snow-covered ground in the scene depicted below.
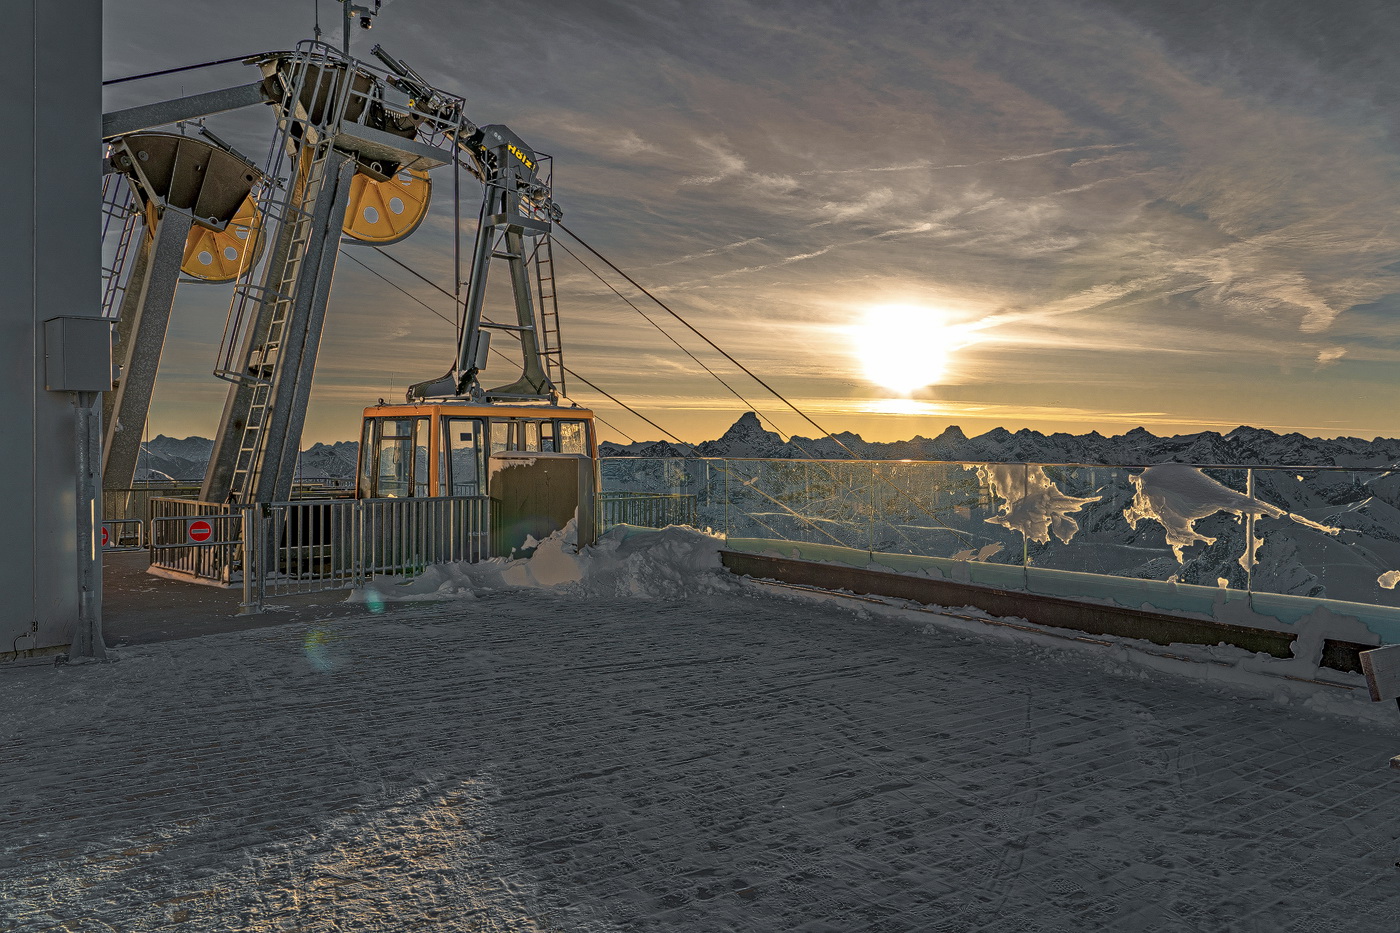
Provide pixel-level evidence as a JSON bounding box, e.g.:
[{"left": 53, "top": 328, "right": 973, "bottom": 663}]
[{"left": 3, "top": 527, "right": 1398, "bottom": 931}]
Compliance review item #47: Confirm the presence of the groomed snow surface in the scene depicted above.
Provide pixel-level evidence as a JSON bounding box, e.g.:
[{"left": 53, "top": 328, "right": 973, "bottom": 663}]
[{"left": 3, "top": 525, "right": 1399, "bottom": 931}]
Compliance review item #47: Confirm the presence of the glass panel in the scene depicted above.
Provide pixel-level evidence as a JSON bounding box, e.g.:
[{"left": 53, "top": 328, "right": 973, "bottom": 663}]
[
  {"left": 598, "top": 457, "right": 704, "bottom": 532},
  {"left": 599, "top": 456, "right": 1400, "bottom": 643},
  {"left": 540, "top": 421, "right": 557, "bottom": 452},
  {"left": 491, "top": 420, "right": 510, "bottom": 455},
  {"left": 1248, "top": 467, "right": 1398, "bottom": 608},
  {"left": 557, "top": 421, "right": 587, "bottom": 454},
  {"left": 374, "top": 436, "right": 412, "bottom": 498},
  {"left": 522, "top": 421, "right": 540, "bottom": 451},
  {"left": 446, "top": 418, "right": 483, "bottom": 496}
]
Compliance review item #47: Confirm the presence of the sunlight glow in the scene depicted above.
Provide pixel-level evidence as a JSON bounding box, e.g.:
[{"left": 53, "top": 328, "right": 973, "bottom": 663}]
[{"left": 853, "top": 305, "right": 971, "bottom": 394}]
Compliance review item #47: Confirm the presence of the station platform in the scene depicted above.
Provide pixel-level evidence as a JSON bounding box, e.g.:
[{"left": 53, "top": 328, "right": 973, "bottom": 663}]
[
  {"left": 3, "top": 564, "right": 1398, "bottom": 930},
  {"left": 101, "top": 549, "right": 371, "bottom": 647}
]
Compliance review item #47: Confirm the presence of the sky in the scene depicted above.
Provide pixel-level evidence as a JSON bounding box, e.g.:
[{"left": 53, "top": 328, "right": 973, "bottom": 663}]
[{"left": 102, "top": 0, "right": 1400, "bottom": 444}]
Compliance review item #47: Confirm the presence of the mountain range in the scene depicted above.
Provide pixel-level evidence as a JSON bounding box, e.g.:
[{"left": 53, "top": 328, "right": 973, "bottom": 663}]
[
  {"left": 131, "top": 414, "right": 1400, "bottom": 484},
  {"left": 599, "top": 412, "right": 1400, "bottom": 468},
  {"left": 131, "top": 437, "right": 358, "bottom": 485}
]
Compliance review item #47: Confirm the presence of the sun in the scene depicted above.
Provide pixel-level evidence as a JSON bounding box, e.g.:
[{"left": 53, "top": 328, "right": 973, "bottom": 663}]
[{"left": 853, "top": 305, "right": 962, "bottom": 394}]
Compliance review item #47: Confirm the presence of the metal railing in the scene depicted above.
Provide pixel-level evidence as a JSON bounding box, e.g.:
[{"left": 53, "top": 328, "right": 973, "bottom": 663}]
[
  {"left": 246, "top": 496, "right": 489, "bottom": 604},
  {"left": 101, "top": 518, "right": 146, "bottom": 550},
  {"left": 599, "top": 456, "right": 1400, "bottom": 645},
  {"left": 148, "top": 494, "right": 489, "bottom": 611},
  {"left": 599, "top": 492, "right": 698, "bottom": 532},
  {"left": 149, "top": 497, "right": 246, "bottom": 584},
  {"left": 107, "top": 481, "right": 355, "bottom": 527}
]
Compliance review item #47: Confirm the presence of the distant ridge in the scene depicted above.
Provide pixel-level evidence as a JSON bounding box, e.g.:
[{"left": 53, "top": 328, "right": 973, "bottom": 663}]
[
  {"left": 131, "top": 416, "right": 1400, "bottom": 484},
  {"left": 599, "top": 412, "right": 1400, "bottom": 468},
  {"left": 132, "top": 436, "right": 357, "bottom": 484}
]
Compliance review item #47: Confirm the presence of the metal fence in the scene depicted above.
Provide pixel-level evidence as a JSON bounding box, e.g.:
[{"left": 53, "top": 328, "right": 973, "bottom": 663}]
[
  {"left": 102, "top": 518, "right": 146, "bottom": 550},
  {"left": 599, "top": 492, "right": 698, "bottom": 531},
  {"left": 149, "top": 497, "right": 246, "bottom": 584},
  {"left": 107, "top": 482, "right": 354, "bottom": 525},
  {"left": 247, "top": 496, "right": 490, "bottom": 602},
  {"left": 148, "top": 495, "right": 489, "bottom": 611}
]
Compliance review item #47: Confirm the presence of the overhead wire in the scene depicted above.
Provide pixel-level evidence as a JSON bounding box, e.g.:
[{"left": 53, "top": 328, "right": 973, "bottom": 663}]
[
  {"left": 554, "top": 228, "right": 973, "bottom": 550},
  {"left": 557, "top": 221, "right": 865, "bottom": 461},
  {"left": 347, "top": 248, "right": 857, "bottom": 539},
  {"left": 351, "top": 241, "right": 964, "bottom": 549},
  {"left": 554, "top": 238, "right": 800, "bottom": 445},
  {"left": 349, "top": 246, "right": 643, "bottom": 442},
  {"left": 552, "top": 238, "right": 892, "bottom": 548}
]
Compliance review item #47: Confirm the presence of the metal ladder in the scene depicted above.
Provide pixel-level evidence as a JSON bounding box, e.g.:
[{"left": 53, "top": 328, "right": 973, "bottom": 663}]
[
  {"left": 533, "top": 235, "right": 567, "bottom": 395},
  {"left": 205, "top": 46, "right": 357, "bottom": 505},
  {"left": 224, "top": 143, "right": 339, "bottom": 501},
  {"left": 100, "top": 174, "right": 140, "bottom": 320}
]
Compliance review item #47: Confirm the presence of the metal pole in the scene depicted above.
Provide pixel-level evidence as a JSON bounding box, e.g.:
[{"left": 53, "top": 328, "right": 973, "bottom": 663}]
[
  {"left": 1246, "top": 468, "right": 1255, "bottom": 608},
  {"left": 240, "top": 505, "right": 255, "bottom": 614},
  {"left": 69, "top": 391, "right": 107, "bottom": 661},
  {"left": 724, "top": 463, "right": 730, "bottom": 541},
  {"left": 868, "top": 461, "right": 875, "bottom": 560}
]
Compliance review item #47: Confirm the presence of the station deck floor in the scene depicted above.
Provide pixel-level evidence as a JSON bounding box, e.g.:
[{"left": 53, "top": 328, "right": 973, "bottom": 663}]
[{"left": 2, "top": 557, "right": 1398, "bottom": 931}]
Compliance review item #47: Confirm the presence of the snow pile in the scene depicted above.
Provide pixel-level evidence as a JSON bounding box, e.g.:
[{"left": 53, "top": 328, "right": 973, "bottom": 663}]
[
  {"left": 350, "top": 522, "right": 739, "bottom": 606},
  {"left": 974, "top": 463, "right": 1100, "bottom": 545},
  {"left": 1124, "top": 463, "right": 1339, "bottom": 566}
]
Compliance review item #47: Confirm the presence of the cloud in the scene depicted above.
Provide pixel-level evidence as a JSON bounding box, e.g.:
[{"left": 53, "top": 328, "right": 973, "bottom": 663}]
[{"left": 110, "top": 0, "right": 1400, "bottom": 443}]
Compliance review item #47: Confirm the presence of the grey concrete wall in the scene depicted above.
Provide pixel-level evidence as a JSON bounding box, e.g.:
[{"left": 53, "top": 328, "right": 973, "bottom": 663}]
[{"left": 1, "top": 1, "right": 103, "bottom": 652}]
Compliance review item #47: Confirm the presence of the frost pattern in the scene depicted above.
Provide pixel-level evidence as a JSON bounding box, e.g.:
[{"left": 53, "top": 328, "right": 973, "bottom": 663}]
[
  {"left": 974, "top": 464, "right": 1101, "bottom": 545},
  {"left": 1123, "top": 463, "right": 1339, "bottom": 565}
]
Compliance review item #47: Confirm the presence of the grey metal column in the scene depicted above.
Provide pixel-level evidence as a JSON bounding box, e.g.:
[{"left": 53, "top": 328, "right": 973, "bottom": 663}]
[
  {"left": 201, "top": 150, "right": 356, "bottom": 504},
  {"left": 505, "top": 230, "right": 548, "bottom": 395},
  {"left": 262, "top": 153, "right": 357, "bottom": 504},
  {"left": 1, "top": 0, "right": 103, "bottom": 658},
  {"left": 101, "top": 209, "right": 194, "bottom": 491}
]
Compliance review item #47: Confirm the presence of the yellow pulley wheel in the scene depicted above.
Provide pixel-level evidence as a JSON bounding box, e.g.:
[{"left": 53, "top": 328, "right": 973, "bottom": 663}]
[
  {"left": 343, "top": 169, "right": 432, "bottom": 245},
  {"left": 180, "top": 195, "right": 264, "bottom": 283}
]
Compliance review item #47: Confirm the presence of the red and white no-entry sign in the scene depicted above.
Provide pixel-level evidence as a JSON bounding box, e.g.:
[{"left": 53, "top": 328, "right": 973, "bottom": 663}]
[
  {"left": 100, "top": 525, "right": 110, "bottom": 548},
  {"left": 187, "top": 518, "right": 214, "bottom": 543}
]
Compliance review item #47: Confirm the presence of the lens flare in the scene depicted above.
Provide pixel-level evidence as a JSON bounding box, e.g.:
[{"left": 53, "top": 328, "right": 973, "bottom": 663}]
[{"left": 304, "top": 627, "right": 338, "bottom": 672}]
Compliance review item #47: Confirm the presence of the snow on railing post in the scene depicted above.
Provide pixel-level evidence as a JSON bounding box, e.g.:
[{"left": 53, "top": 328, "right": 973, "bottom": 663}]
[
  {"left": 1246, "top": 468, "right": 1255, "bottom": 606},
  {"left": 1022, "top": 462, "right": 1031, "bottom": 590},
  {"left": 724, "top": 462, "right": 730, "bottom": 540}
]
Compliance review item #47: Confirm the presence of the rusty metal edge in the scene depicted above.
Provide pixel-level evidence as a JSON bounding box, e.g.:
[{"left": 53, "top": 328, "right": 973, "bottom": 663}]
[{"left": 719, "top": 550, "right": 1373, "bottom": 671}]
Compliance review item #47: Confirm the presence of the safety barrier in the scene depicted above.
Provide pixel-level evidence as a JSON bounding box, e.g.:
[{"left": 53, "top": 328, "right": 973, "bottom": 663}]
[
  {"left": 244, "top": 496, "right": 490, "bottom": 608},
  {"left": 149, "top": 495, "right": 489, "bottom": 610},
  {"left": 599, "top": 492, "right": 698, "bottom": 532},
  {"left": 600, "top": 456, "right": 1400, "bottom": 647},
  {"left": 149, "top": 497, "right": 245, "bottom": 584},
  {"left": 101, "top": 518, "right": 146, "bottom": 550}
]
